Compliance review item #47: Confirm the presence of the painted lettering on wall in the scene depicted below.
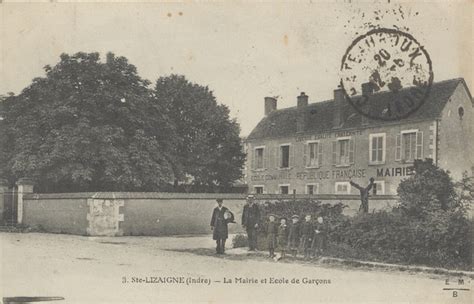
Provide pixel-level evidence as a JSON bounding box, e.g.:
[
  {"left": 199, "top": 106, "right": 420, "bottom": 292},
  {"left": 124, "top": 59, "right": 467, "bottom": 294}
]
[
  {"left": 251, "top": 171, "right": 293, "bottom": 181},
  {"left": 376, "top": 166, "right": 414, "bottom": 177},
  {"left": 253, "top": 168, "right": 366, "bottom": 181},
  {"left": 295, "top": 130, "right": 363, "bottom": 142}
]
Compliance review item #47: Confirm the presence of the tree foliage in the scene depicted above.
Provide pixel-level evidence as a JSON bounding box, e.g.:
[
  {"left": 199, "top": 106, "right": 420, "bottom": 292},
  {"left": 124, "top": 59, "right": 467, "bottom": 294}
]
[
  {"left": 0, "top": 53, "right": 245, "bottom": 192},
  {"left": 397, "top": 159, "right": 458, "bottom": 218},
  {"left": 0, "top": 52, "right": 175, "bottom": 192},
  {"left": 153, "top": 75, "right": 245, "bottom": 191}
]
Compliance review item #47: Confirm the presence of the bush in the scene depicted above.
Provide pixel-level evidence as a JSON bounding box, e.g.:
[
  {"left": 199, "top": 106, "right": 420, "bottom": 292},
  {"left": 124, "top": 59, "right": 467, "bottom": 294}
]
[
  {"left": 333, "top": 210, "right": 471, "bottom": 269},
  {"left": 232, "top": 234, "right": 248, "bottom": 248},
  {"left": 254, "top": 199, "right": 348, "bottom": 250},
  {"left": 243, "top": 164, "right": 473, "bottom": 270}
]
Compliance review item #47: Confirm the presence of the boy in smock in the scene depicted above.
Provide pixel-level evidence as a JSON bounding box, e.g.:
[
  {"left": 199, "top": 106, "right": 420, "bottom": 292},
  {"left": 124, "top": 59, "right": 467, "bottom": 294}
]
[
  {"left": 287, "top": 215, "right": 301, "bottom": 258},
  {"left": 311, "top": 216, "right": 328, "bottom": 258},
  {"left": 266, "top": 214, "right": 278, "bottom": 258},
  {"left": 300, "top": 214, "right": 314, "bottom": 259},
  {"left": 276, "top": 217, "right": 289, "bottom": 260}
]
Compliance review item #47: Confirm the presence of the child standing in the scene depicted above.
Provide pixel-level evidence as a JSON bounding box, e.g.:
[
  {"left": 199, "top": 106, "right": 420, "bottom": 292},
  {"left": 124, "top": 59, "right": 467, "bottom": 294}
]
[
  {"left": 312, "top": 216, "right": 327, "bottom": 258},
  {"left": 276, "top": 217, "right": 288, "bottom": 260},
  {"left": 300, "top": 214, "right": 314, "bottom": 259},
  {"left": 266, "top": 214, "right": 278, "bottom": 258},
  {"left": 287, "top": 215, "right": 300, "bottom": 258}
]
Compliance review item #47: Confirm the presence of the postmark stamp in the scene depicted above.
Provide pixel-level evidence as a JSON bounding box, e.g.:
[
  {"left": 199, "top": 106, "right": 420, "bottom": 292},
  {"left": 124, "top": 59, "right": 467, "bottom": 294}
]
[{"left": 340, "top": 28, "right": 434, "bottom": 120}]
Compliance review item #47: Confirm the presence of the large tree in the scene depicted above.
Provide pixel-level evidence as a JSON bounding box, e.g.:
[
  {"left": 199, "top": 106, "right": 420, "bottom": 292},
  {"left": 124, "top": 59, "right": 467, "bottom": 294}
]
[
  {"left": 153, "top": 75, "right": 245, "bottom": 191},
  {"left": 0, "top": 52, "right": 175, "bottom": 192}
]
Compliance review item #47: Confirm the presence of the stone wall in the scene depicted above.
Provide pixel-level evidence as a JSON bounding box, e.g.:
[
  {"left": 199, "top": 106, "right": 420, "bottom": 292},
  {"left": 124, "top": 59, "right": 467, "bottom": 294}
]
[{"left": 22, "top": 192, "right": 398, "bottom": 236}]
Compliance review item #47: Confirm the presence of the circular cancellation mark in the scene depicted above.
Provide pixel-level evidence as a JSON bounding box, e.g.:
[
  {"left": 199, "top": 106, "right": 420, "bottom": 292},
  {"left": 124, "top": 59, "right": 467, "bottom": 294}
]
[{"left": 340, "top": 28, "right": 434, "bottom": 121}]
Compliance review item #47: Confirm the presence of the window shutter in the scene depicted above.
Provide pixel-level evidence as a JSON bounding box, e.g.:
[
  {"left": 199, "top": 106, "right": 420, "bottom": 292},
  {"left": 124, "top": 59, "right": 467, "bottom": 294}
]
[
  {"left": 276, "top": 146, "right": 280, "bottom": 168},
  {"left": 263, "top": 147, "right": 268, "bottom": 169},
  {"left": 395, "top": 134, "right": 401, "bottom": 161},
  {"left": 290, "top": 145, "right": 294, "bottom": 168},
  {"left": 250, "top": 148, "right": 255, "bottom": 170},
  {"left": 416, "top": 131, "right": 423, "bottom": 159},
  {"left": 268, "top": 146, "right": 274, "bottom": 169},
  {"left": 332, "top": 141, "right": 337, "bottom": 166},
  {"left": 318, "top": 142, "right": 323, "bottom": 167},
  {"left": 349, "top": 139, "right": 355, "bottom": 164},
  {"left": 303, "top": 143, "right": 308, "bottom": 167}
]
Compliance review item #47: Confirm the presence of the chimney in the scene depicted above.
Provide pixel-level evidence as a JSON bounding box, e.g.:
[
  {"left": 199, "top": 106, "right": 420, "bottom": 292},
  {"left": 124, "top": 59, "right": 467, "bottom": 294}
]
[
  {"left": 296, "top": 92, "right": 308, "bottom": 132},
  {"left": 333, "top": 87, "right": 344, "bottom": 128},
  {"left": 264, "top": 97, "right": 277, "bottom": 116},
  {"left": 297, "top": 92, "right": 308, "bottom": 107}
]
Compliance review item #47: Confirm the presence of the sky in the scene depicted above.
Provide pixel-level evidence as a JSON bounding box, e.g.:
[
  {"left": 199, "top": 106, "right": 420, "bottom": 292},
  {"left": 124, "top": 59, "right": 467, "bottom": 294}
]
[{"left": 0, "top": 0, "right": 472, "bottom": 136}]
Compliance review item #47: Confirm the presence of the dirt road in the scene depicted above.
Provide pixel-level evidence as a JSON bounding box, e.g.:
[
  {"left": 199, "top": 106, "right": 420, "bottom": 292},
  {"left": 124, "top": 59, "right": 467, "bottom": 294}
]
[{"left": 0, "top": 232, "right": 470, "bottom": 303}]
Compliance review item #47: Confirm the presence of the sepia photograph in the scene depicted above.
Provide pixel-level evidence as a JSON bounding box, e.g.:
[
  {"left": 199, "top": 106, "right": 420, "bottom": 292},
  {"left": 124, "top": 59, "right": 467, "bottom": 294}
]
[{"left": 0, "top": 0, "right": 472, "bottom": 303}]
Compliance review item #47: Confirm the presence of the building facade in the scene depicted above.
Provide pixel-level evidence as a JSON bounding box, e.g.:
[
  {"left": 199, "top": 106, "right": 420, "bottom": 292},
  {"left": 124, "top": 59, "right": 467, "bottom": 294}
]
[{"left": 244, "top": 78, "right": 473, "bottom": 195}]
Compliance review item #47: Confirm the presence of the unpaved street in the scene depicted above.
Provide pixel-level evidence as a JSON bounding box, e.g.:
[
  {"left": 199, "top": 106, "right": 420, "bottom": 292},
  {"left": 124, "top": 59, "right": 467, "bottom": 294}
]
[{"left": 0, "top": 232, "right": 471, "bottom": 303}]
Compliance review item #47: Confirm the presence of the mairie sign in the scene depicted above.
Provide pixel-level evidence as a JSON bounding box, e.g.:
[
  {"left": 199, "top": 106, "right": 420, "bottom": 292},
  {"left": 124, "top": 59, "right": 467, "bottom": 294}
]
[{"left": 250, "top": 166, "right": 414, "bottom": 182}]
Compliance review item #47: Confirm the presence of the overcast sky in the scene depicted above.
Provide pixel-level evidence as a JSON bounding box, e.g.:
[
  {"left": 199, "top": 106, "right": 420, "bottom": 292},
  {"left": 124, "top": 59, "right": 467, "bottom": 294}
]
[{"left": 0, "top": 1, "right": 472, "bottom": 136}]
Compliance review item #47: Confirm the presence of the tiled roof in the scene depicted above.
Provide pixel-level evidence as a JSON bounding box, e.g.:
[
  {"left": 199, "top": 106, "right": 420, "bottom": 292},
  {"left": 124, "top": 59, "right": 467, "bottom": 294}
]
[{"left": 247, "top": 78, "right": 471, "bottom": 140}]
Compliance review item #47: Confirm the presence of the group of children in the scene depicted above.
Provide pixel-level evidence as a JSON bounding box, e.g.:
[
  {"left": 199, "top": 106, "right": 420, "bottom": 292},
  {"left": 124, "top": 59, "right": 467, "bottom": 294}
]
[{"left": 266, "top": 213, "right": 327, "bottom": 260}]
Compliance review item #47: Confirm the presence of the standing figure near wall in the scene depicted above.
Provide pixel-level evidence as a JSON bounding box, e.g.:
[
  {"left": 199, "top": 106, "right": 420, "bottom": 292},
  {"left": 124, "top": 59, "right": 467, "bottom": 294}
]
[
  {"left": 300, "top": 214, "right": 314, "bottom": 259},
  {"left": 276, "top": 217, "right": 289, "bottom": 260},
  {"left": 265, "top": 214, "right": 278, "bottom": 258},
  {"left": 311, "top": 216, "right": 328, "bottom": 258},
  {"left": 350, "top": 177, "right": 375, "bottom": 213},
  {"left": 241, "top": 195, "right": 261, "bottom": 251},
  {"left": 287, "top": 215, "right": 301, "bottom": 257},
  {"left": 210, "top": 199, "right": 234, "bottom": 254}
]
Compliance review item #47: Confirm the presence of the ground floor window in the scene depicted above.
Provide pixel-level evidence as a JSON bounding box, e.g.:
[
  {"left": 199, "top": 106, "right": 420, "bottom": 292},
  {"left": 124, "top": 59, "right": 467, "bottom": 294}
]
[
  {"left": 335, "top": 182, "right": 351, "bottom": 194},
  {"left": 306, "top": 183, "right": 319, "bottom": 195},
  {"left": 254, "top": 186, "right": 264, "bottom": 194},
  {"left": 279, "top": 184, "right": 289, "bottom": 194},
  {"left": 372, "top": 181, "right": 385, "bottom": 195}
]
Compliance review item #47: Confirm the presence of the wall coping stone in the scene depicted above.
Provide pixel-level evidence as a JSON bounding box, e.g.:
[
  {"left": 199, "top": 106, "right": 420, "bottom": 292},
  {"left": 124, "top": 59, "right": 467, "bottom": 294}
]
[{"left": 23, "top": 192, "right": 398, "bottom": 201}]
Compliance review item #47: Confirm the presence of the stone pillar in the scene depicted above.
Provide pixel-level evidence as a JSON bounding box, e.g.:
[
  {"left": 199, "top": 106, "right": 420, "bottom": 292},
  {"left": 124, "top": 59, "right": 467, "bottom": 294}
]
[
  {"left": 16, "top": 178, "right": 35, "bottom": 224},
  {"left": 0, "top": 179, "right": 9, "bottom": 224}
]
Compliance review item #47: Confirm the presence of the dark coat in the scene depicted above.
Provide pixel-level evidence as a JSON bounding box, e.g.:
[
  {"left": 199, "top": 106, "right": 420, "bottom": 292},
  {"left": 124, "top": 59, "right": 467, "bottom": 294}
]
[
  {"left": 287, "top": 221, "right": 301, "bottom": 249},
  {"left": 266, "top": 221, "right": 278, "bottom": 249},
  {"left": 312, "top": 221, "right": 328, "bottom": 250},
  {"left": 210, "top": 206, "right": 233, "bottom": 240},
  {"left": 277, "top": 224, "right": 289, "bottom": 249},
  {"left": 241, "top": 203, "right": 261, "bottom": 229},
  {"left": 300, "top": 221, "right": 315, "bottom": 249}
]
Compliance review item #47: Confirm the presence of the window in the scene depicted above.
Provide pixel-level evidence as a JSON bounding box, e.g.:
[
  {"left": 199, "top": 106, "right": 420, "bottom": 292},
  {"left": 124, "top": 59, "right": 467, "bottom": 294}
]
[
  {"left": 254, "top": 186, "right": 264, "bottom": 194},
  {"left": 372, "top": 181, "right": 385, "bottom": 195},
  {"left": 369, "top": 133, "right": 386, "bottom": 164},
  {"left": 332, "top": 137, "right": 354, "bottom": 166},
  {"left": 396, "top": 130, "right": 423, "bottom": 162},
  {"left": 335, "top": 182, "right": 351, "bottom": 194},
  {"left": 306, "top": 183, "right": 319, "bottom": 195},
  {"left": 279, "top": 184, "right": 289, "bottom": 194},
  {"left": 254, "top": 147, "right": 265, "bottom": 169},
  {"left": 305, "top": 141, "right": 323, "bottom": 168},
  {"left": 279, "top": 145, "right": 290, "bottom": 168}
]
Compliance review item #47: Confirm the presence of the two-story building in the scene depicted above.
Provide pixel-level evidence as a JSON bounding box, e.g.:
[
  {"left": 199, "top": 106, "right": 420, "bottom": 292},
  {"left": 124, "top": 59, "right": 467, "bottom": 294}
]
[{"left": 244, "top": 78, "right": 473, "bottom": 195}]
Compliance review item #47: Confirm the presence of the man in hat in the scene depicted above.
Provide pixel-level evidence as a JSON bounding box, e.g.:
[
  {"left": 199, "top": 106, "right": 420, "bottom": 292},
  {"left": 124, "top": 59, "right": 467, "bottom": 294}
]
[
  {"left": 210, "top": 198, "right": 234, "bottom": 254},
  {"left": 241, "top": 194, "right": 261, "bottom": 251}
]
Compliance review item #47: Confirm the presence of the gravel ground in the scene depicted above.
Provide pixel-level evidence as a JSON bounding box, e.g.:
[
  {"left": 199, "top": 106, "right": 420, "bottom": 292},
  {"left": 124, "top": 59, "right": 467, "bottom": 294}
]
[{"left": 0, "top": 232, "right": 471, "bottom": 304}]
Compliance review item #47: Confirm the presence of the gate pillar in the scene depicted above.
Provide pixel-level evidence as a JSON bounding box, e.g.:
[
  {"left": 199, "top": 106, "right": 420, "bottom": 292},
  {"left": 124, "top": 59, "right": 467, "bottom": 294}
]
[
  {"left": 16, "top": 178, "right": 35, "bottom": 224},
  {"left": 0, "top": 179, "right": 8, "bottom": 224}
]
